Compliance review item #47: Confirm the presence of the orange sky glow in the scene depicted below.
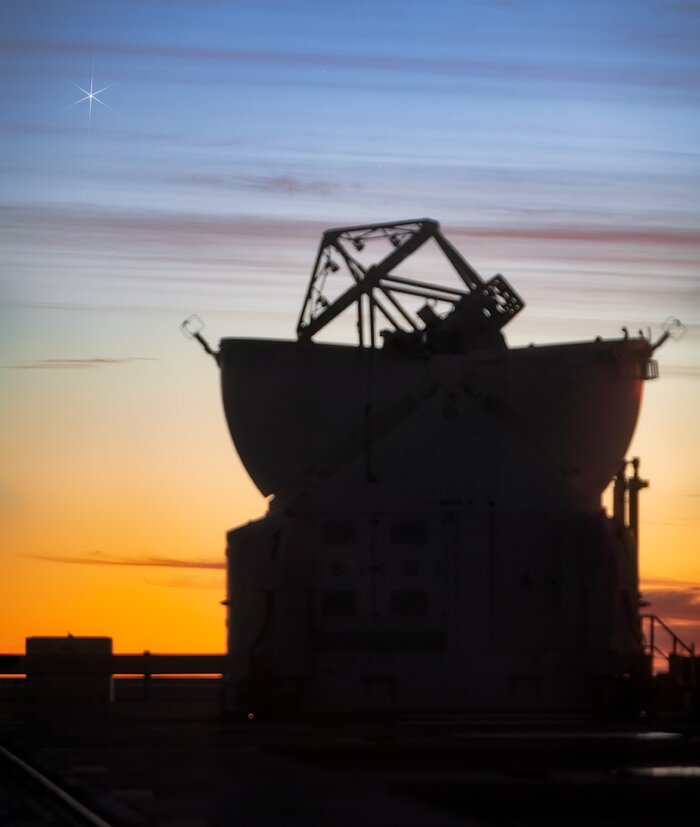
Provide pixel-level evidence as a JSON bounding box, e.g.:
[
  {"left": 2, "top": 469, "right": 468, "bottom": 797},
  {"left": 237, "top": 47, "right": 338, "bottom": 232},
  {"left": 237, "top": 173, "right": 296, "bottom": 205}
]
[{"left": 2, "top": 1, "right": 699, "bottom": 656}]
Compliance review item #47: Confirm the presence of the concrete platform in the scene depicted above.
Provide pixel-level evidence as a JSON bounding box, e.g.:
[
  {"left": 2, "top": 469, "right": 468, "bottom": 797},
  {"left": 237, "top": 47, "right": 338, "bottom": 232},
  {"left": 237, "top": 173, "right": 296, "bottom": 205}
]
[{"left": 2, "top": 682, "right": 699, "bottom": 825}]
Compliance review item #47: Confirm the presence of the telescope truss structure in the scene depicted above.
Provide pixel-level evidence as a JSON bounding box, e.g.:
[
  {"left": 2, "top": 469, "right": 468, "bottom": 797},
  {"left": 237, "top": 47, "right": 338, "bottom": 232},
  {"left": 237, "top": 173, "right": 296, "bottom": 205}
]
[{"left": 297, "top": 218, "right": 524, "bottom": 349}]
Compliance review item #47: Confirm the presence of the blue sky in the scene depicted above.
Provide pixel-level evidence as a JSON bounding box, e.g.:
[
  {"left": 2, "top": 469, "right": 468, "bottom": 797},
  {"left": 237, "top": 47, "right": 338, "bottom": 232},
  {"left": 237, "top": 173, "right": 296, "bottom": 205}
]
[
  {"left": 1, "top": 0, "right": 699, "bottom": 651},
  {"left": 2, "top": 1, "right": 699, "bottom": 329}
]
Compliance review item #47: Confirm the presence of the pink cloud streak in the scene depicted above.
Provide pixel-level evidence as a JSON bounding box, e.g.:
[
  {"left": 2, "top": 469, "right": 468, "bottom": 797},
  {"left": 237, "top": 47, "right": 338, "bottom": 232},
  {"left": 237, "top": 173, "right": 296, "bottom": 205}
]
[{"left": 25, "top": 552, "right": 225, "bottom": 570}]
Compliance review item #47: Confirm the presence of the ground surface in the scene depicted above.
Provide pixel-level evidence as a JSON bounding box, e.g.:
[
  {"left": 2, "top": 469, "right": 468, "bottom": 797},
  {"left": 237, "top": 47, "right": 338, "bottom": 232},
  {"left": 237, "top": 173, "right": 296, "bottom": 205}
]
[{"left": 1, "top": 684, "right": 699, "bottom": 826}]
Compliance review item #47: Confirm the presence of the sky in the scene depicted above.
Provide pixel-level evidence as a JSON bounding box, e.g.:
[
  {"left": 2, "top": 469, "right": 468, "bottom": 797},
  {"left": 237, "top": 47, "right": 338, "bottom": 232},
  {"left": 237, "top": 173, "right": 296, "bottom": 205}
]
[{"left": 1, "top": 0, "right": 699, "bottom": 656}]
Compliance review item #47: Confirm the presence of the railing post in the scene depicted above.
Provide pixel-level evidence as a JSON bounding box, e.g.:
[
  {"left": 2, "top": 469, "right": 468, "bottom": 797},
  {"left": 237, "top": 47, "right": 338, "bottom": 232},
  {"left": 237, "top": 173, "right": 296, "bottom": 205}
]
[
  {"left": 143, "top": 650, "right": 151, "bottom": 702},
  {"left": 691, "top": 643, "right": 697, "bottom": 700}
]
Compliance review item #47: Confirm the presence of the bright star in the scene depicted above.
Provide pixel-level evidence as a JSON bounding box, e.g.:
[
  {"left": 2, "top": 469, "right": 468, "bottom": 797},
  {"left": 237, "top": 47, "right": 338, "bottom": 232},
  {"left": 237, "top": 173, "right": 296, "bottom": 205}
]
[{"left": 64, "top": 65, "right": 117, "bottom": 126}]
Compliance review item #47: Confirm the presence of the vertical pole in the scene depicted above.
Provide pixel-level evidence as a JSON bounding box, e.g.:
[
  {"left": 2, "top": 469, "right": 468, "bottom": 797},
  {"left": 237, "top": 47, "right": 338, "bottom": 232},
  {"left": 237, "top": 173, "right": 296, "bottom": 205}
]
[
  {"left": 143, "top": 650, "right": 151, "bottom": 702},
  {"left": 691, "top": 644, "right": 696, "bottom": 703},
  {"left": 629, "top": 459, "right": 640, "bottom": 548},
  {"left": 613, "top": 462, "right": 627, "bottom": 527},
  {"left": 628, "top": 458, "right": 649, "bottom": 545},
  {"left": 357, "top": 291, "right": 364, "bottom": 347},
  {"left": 628, "top": 459, "right": 649, "bottom": 597}
]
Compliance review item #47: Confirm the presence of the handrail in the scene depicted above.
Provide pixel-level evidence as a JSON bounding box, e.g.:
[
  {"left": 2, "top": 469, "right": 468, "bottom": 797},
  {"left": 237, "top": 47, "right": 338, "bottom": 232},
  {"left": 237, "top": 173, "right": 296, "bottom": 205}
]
[
  {"left": 640, "top": 614, "right": 696, "bottom": 699},
  {"left": 640, "top": 613, "right": 695, "bottom": 660},
  {"left": 0, "top": 653, "right": 226, "bottom": 676}
]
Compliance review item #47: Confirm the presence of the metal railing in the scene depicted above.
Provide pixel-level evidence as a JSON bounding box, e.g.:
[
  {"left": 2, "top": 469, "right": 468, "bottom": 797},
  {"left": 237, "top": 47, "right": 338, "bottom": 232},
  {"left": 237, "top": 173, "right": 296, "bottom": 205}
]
[
  {"left": 0, "top": 653, "right": 226, "bottom": 676},
  {"left": 640, "top": 613, "right": 696, "bottom": 691}
]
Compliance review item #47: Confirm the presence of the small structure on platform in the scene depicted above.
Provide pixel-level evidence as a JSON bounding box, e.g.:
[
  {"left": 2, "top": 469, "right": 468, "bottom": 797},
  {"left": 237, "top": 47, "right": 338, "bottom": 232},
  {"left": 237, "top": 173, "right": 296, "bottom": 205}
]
[{"left": 25, "top": 636, "right": 113, "bottom": 706}]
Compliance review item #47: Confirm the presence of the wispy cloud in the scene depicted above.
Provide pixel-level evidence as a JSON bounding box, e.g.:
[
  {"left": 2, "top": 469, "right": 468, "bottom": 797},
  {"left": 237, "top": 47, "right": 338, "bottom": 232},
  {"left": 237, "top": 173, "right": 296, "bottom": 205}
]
[
  {"left": 25, "top": 552, "right": 225, "bottom": 569},
  {"left": 671, "top": 2, "right": 700, "bottom": 17},
  {"left": 0, "top": 205, "right": 328, "bottom": 246},
  {"left": 4, "top": 204, "right": 699, "bottom": 250},
  {"left": 3, "top": 205, "right": 698, "bottom": 325},
  {"left": 1, "top": 38, "right": 696, "bottom": 90},
  {"left": 643, "top": 587, "right": 700, "bottom": 623},
  {"left": 167, "top": 173, "right": 335, "bottom": 195},
  {"left": 642, "top": 586, "right": 700, "bottom": 648},
  {"left": 447, "top": 225, "right": 700, "bottom": 247},
  {"left": 662, "top": 365, "right": 700, "bottom": 378},
  {"left": 144, "top": 574, "right": 223, "bottom": 590},
  {"left": 642, "top": 575, "right": 700, "bottom": 589},
  {"left": 167, "top": 174, "right": 233, "bottom": 189},
  {"left": 242, "top": 176, "right": 333, "bottom": 195},
  {"left": 0, "top": 123, "right": 177, "bottom": 143},
  {"left": 6, "top": 357, "right": 157, "bottom": 369}
]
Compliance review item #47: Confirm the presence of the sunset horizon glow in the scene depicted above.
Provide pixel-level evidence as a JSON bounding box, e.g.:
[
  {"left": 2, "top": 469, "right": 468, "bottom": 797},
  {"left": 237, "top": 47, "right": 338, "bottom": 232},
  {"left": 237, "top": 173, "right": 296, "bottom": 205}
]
[{"left": 1, "top": 0, "right": 698, "bottom": 657}]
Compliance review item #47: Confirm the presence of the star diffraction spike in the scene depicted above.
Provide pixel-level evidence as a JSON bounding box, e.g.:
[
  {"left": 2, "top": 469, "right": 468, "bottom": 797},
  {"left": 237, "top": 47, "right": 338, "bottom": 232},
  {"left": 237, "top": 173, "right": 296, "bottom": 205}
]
[{"left": 63, "top": 61, "right": 117, "bottom": 130}]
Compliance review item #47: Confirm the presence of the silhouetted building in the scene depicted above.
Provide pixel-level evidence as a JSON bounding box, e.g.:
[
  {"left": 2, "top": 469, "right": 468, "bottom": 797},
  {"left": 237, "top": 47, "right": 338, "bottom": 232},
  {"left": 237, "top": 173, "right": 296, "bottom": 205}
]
[
  {"left": 25, "top": 636, "right": 113, "bottom": 706},
  {"left": 193, "top": 219, "right": 670, "bottom": 714}
]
